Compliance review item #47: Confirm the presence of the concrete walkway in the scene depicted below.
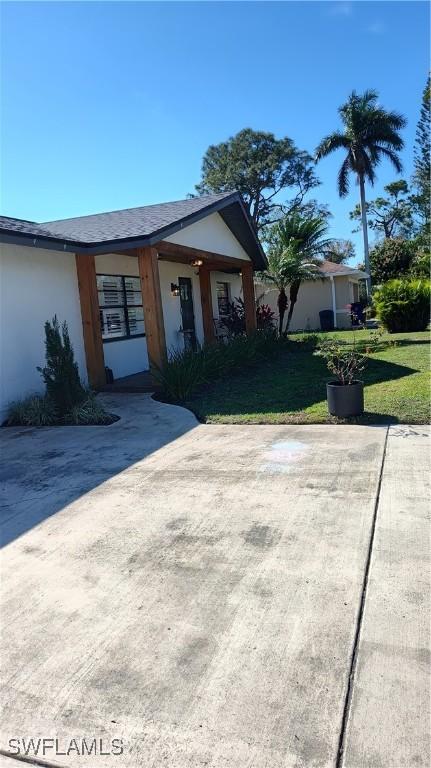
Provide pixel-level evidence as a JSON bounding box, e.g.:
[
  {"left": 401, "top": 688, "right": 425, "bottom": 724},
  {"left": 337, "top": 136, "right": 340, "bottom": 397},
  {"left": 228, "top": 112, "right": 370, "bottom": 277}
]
[{"left": 0, "top": 395, "right": 429, "bottom": 768}]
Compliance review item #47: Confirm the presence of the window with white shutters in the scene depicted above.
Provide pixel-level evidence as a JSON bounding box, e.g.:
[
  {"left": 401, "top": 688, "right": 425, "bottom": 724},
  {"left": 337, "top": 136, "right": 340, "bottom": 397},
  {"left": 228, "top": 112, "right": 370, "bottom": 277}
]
[{"left": 97, "top": 274, "right": 145, "bottom": 341}]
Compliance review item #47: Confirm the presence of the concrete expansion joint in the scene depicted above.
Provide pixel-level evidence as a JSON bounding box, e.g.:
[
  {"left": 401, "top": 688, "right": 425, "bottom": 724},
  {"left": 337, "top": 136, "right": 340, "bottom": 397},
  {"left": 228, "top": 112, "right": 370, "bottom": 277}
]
[{"left": 335, "top": 426, "right": 390, "bottom": 768}]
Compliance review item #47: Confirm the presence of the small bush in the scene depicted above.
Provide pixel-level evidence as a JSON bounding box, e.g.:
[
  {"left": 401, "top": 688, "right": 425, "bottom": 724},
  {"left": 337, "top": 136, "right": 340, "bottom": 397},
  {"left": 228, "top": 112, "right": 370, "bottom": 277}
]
[
  {"left": 37, "top": 316, "right": 86, "bottom": 416},
  {"left": 373, "top": 279, "right": 431, "bottom": 333},
  {"left": 66, "top": 396, "right": 116, "bottom": 425},
  {"left": 219, "top": 298, "right": 276, "bottom": 336},
  {"left": 156, "top": 330, "right": 284, "bottom": 402},
  {"left": 292, "top": 332, "right": 320, "bottom": 349},
  {"left": 6, "top": 395, "right": 58, "bottom": 426},
  {"left": 316, "top": 339, "right": 368, "bottom": 385}
]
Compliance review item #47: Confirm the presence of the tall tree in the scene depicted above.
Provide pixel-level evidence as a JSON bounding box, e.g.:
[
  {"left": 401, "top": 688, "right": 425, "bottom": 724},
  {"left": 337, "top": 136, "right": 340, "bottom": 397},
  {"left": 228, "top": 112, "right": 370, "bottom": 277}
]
[
  {"left": 325, "top": 239, "right": 355, "bottom": 264},
  {"left": 350, "top": 180, "right": 413, "bottom": 239},
  {"left": 315, "top": 90, "right": 407, "bottom": 291},
  {"left": 195, "top": 128, "right": 320, "bottom": 230},
  {"left": 259, "top": 214, "right": 330, "bottom": 333},
  {"left": 411, "top": 75, "right": 430, "bottom": 232}
]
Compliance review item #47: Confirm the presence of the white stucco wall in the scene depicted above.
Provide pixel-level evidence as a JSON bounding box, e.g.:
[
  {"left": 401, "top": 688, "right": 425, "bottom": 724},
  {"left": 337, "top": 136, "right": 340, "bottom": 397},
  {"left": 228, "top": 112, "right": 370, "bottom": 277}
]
[
  {"left": 0, "top": 244, "right": 87, "bottom": 420},
  {"left": 158, "top": 261, "right": 204, "bottom": 354},
  {"left": 95, "top": 252, "right": 149, "bottom": 377},
  {"left": 255, "top": 276, "right": 358, "bottom": 332},
  {"left": 165, "top": 212, "right": 250, "bottom": 261}
]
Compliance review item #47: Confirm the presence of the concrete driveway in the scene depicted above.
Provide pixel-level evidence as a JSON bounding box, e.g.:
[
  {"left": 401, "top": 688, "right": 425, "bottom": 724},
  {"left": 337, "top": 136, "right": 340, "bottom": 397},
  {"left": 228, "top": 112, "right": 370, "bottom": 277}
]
[{"left": 0, "top": 395, "right": 429, "bottom": 768}]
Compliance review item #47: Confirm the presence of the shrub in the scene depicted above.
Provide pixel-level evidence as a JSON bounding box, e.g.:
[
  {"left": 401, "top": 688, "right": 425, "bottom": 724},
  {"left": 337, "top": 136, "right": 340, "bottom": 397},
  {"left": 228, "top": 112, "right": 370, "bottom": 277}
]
[
  {"left": 38, "top": 316, "right": 86, "bottom": 416},
  {"left": 256, "top": 303, "right": 276, "bottom": 331},
  {"left": 66, "top": 395, "right": 117, "bottom": 425},
  {"left": 373, "top": 279, "right": 431, "bottom": 332},
  {"left": 156, "top": 330, "right": 284, "bottom": 402},
  {"left": 219, "top": 298, "right": 276, "bottom": 336},
  {"left": 5, "top": 317, "right": 115, "bottom": 427},
  {"left": 292, "top": 332, "right": 320, "bottom": 349},
  {"left": 370, "top": 238, "right": 416, "bottom": 284},
  {"left": 316, "top": 339, "right": 368, "bottom": 385},
  {"left": 6, "top": 395, "right": 58, "bottom": 426}
]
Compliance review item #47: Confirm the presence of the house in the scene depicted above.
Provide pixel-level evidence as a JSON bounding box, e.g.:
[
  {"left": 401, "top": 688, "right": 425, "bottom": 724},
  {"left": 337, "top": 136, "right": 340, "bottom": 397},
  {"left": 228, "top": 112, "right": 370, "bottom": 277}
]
[
  {"left": 0, "top": 192, "right": 266, "bottom": 420},
  {"left": 255, "top": 260, "right": 368, "bottom": 332}
]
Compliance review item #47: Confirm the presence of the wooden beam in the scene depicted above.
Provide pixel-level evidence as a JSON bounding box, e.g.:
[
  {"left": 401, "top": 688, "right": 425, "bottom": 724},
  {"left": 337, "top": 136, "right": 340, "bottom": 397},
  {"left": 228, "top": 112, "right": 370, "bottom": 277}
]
[
  {"left": 75, "top": 254, "right": 106, "bottom": 389},
  {"left": 199, "top": 266, "right": 215, "bottom": 345},
  {"left": 155, "top": 239, "right": 250, "bottom": 270},
  {"left": 137, "top": 246, "right": 167, "bottom": 372},
  {"left": 242, "top": 263, "right": 257, "bottom": 334}
]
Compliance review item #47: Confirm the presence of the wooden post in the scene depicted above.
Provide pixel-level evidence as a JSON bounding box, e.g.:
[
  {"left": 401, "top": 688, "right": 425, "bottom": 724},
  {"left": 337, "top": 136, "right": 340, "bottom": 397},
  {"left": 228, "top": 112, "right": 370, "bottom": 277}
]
[
  {"left": 199, "top": 266, "right": 215, "bottom": 344},
  {"left": 137, "top": 246, "right": 167, "bottom": 372},
  {"left": 75, "top": 253, "right": 106, "bottom": 388},
  {"left": 242, "top": 263, "right": 257, "bottom": 334}
]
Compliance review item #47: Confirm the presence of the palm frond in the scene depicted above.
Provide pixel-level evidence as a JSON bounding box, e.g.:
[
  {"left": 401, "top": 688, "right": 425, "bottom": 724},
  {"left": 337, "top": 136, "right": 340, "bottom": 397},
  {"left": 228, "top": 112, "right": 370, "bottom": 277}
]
[
  {"left": 337, "top": 154, "right": 352, "bottom": 197},
  {"left": 315, "top": 132, "right": 351, "bottom": 161}
]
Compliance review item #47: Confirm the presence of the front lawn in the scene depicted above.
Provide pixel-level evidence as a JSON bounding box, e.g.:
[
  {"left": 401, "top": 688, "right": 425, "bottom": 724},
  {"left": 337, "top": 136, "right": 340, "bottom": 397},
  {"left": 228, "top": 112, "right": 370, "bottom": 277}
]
[{"left": 183, "top": 330, "right": 430, "bottom": 424}]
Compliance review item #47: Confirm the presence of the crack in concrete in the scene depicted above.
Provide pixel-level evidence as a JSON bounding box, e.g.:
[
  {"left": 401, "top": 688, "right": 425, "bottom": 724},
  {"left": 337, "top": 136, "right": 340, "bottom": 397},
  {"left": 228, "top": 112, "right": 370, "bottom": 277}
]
[
  {"left": 335, "top": 425, "right": 390, "bottom": 768},
  {"left": 0, "top": 749, "right": 68, "bottom": 768}
]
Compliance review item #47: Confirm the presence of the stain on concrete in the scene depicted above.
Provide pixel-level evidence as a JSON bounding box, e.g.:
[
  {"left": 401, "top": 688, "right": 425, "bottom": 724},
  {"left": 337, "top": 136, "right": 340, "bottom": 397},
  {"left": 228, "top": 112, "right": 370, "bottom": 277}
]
[
  {"left": 166, "top": 516, "right": 188, "bottom": 531},
  {"left": 260, "top": 439, "right": 309, "bottom": 474},
  {"left": 244, "top": 523, "right": 280, "bottom": 549}
]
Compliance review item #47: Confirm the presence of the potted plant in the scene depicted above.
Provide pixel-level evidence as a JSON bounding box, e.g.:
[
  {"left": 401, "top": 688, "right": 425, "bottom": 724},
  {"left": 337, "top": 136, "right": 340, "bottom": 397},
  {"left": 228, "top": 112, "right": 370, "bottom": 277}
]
[{"left": 317, "top": 338, "right": 368, "bottom": 417}]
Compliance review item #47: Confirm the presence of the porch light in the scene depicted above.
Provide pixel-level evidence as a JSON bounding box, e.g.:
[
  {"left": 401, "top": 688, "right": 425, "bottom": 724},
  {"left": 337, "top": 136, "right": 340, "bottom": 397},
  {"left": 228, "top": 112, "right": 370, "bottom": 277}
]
[
  {"left": 190, "top": 258, "right": 203, "bottom": 268},
  {"left": 171, "top": 283, "right": 180, "bottom": 297}
]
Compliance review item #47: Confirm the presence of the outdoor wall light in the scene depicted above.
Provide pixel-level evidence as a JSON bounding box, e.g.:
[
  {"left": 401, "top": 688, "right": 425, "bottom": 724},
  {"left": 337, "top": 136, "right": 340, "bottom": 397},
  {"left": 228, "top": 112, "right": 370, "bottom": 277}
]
[
  {"left": 190, "top": 258, "right": 203, "bottom": 268},
  {"left": 171, "top": 283, "right": 180, "bottom": 297}
]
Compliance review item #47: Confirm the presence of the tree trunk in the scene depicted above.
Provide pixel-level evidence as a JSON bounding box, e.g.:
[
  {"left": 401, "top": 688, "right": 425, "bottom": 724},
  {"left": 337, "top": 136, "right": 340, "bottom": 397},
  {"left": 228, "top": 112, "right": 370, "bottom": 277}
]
[
  {"left": 285, "top": 280, "right": 301, "bottom": 333},
  {"left": 359, "top": 174, "right": 372, "bottom": 294},
  {"left": 277, "top": 288, "right": 288, "bottom": 336}
]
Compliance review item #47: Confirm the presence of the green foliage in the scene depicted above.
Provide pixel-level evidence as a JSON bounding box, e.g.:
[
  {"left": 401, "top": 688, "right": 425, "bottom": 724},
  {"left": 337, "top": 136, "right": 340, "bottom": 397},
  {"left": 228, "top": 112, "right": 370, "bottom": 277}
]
[
  {"left": 325, "top": 239, "right": 355, "bottom": 264},
  {"left": 6, "top": 317, "right": 114, "bottom": 427},
  {"left": 369, "top": 238, "right": 417, "bottom": 284},
  {"left": 316, "top": 339, "right": 369, "bottom": 385},
  {"left": 6, "top": 395, "right": 58, "bottom": 426},
  {"left": 316, "top": 90, "right": 407, "bottom": 197},
  {"left": 65, "top": 396, "right": 116, "bottom": 425},
  {"left": 38, "top": 316, "right": 86, "bottom": 416},
  {"left": 219, "top": 298, "right": 276, "bottom": 336},
  {"left": 411, "top": 75, "right": 430, "bottom": 232},
  {"left": 260, "top": 213, "right": 329, "bottom": 332},
  {"left": 195, "top": 128, "right": 320, "bottom": 230},
  {"left": 349, "top": 180, "right": 414, "bottom": 238},
  {"left": 374, "top": 279, "right": 431, "bottom": 333},
  {"left": 156, "top": 331, "right": 284, "bottom": 402}
]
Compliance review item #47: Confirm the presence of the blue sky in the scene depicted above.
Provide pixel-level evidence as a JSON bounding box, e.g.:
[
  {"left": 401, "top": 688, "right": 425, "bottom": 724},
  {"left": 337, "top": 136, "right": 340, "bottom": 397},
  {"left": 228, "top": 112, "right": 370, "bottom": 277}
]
[{"left": 1, "top": 1, "right": 429, "bottom": 264}]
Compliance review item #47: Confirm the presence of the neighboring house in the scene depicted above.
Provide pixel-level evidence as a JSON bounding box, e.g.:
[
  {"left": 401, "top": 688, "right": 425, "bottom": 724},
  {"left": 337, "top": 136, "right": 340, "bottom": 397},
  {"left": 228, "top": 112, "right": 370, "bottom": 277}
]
[
  {"left": 0, "top": 192, "right": 266, "bottom": 419},
  {"left": 255, "top": 261, "right": 368, "bottom": 332}
]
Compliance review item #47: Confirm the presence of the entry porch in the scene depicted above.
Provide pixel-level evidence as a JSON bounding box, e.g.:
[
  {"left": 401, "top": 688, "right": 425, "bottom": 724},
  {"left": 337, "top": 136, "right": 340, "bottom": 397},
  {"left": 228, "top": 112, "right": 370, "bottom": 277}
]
[{"left": 76, "top": 240, "right": 257, "bottom": 388}]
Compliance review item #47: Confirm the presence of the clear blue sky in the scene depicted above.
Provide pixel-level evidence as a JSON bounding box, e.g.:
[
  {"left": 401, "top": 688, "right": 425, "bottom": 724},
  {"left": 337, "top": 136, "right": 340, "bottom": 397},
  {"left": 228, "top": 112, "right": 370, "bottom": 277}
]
[{"left": 1, "top": 1, "right": 429, "bottom": 264}]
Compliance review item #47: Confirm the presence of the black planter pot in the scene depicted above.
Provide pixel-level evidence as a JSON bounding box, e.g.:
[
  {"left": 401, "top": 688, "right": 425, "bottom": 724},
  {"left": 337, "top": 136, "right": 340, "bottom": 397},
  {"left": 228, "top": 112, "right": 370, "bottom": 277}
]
[{"left": 326, "top": 380, "right": 364, "bottom": 418}]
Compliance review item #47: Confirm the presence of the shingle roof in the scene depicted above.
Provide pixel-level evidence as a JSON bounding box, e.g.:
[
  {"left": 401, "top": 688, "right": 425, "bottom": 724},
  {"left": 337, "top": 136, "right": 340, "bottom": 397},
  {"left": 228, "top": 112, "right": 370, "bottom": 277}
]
[
  {"left": 41, "top": 193, "right": 234, "bottom": 243},
  {"left": 318, "top": 260, "right": 364, "bottom": 276},
  {"left": 0, "top": 216, "right": 55, "bottom": 239},
  {"left": 0, "top": 192, "right": 266, "bottom": 269}
]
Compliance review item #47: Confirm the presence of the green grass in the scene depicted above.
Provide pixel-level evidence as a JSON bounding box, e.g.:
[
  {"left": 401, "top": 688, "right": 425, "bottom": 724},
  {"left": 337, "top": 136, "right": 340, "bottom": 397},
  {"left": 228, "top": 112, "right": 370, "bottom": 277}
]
[{"left": 183, "top": 330, "right": 431, "bottom": 425}]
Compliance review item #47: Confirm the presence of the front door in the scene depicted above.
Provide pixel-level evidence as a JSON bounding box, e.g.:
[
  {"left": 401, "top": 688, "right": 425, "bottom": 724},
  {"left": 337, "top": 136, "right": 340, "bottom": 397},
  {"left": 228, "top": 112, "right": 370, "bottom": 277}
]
[{"left": 179, "top": 277, "right": 196, "bottom": 351}]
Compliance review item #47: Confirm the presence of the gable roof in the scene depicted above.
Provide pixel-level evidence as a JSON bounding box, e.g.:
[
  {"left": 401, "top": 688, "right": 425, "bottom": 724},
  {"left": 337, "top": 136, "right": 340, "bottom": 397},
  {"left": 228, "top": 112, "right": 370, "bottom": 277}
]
[
  {"left": 0, "top": 192, "right": 267, "bottom": 269},
  {"left": 318, "top": 260, "right": 368, "bottom": 278}
]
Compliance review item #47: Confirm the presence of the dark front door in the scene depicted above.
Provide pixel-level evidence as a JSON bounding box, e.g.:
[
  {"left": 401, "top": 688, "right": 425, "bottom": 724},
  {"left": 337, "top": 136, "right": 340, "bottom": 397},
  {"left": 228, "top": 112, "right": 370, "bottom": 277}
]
[{"left": 179, "top": 277, "right": 196, "bottom": 351}]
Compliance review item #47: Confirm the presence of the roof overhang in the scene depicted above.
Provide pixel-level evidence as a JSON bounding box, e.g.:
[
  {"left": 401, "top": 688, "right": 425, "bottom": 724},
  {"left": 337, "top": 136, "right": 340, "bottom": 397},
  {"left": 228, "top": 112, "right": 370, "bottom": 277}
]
[
  {"left": 0, "top": 192, "right": 267, "bottom": 271},
  {"left": 324, "top": 269, "right": 369, "bottom": 280}
]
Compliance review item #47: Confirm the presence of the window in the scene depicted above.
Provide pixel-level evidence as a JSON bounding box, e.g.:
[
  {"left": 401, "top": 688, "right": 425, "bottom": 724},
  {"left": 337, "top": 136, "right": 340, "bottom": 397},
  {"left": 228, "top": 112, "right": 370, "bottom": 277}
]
[
  {"left": 216, "top": 282, "right": 230, "bottom": 317},
  {"left": 97, "top": 274, "right": 145, "bottom": 341}
]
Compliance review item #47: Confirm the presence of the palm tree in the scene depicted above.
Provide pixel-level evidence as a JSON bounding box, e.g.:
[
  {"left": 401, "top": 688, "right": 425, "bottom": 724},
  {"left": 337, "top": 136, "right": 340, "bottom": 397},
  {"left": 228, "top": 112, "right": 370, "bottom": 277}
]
[
  {"left": 260, "top": 214, "right": 330, "bottom": 333},
  {"left": 315, "top": 90, "right": 406, "bottom": 291}
]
